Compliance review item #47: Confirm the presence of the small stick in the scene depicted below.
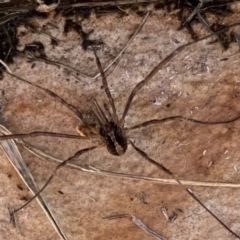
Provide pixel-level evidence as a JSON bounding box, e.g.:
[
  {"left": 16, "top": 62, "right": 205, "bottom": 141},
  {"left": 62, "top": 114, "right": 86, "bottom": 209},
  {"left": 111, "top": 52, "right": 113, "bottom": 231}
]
[
  {"left": 132, "top": 215, "right": 167, "bottom": 240},
  {"left": 103, "top": 214, "right": 128, "bottom": 220},
  {"left": 161, "top": 207, "right": 177, "bottom": 223},
  {"left": 0, "top": 60, "right": 12, "bottom": 73},
  {"left": 9, "top": 131, "right": 240, "bottom": 189}
]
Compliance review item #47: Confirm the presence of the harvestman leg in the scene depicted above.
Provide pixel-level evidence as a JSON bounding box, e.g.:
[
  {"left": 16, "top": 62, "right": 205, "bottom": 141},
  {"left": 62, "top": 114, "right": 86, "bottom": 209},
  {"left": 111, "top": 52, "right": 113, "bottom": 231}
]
[
  {"left": 2, "top": 72, "right": 100, "bottom": 213},
  {"left": 125, "top": 115, "right": 240, "bottom": 130},
  {"left": 12, "top": 146, "right": 97, "bottom": 213},
  {"left": 92, "top": 48, "right": 118, "bottom": 122},
  {"left": 115, "top": 26, "right": 240, "bottom": 239},
  {"left": 7, "top": 72, "right": 90, "bottom": 126},
  {"left": 120, "top": 21, "right": 240, "bottom": 126},
  {"left": 92, "top": 46, "right": 240, "bottom": 237},
  {"left": 129, "top": 140, "right": 240, "bottom": 238}
]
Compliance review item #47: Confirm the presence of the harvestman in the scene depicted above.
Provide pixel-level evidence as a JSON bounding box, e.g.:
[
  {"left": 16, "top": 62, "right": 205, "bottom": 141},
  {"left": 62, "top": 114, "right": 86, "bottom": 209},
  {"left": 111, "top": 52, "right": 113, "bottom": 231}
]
[{"left": 2, "top": 22, "right": 240, "bottom": 238}]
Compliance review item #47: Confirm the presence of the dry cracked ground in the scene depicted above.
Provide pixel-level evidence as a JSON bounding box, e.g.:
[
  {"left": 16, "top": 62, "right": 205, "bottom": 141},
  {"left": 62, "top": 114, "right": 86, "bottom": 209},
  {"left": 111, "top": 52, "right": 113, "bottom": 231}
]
[{"left": 1, "top": 5, "right": 240, "bottom": 240}]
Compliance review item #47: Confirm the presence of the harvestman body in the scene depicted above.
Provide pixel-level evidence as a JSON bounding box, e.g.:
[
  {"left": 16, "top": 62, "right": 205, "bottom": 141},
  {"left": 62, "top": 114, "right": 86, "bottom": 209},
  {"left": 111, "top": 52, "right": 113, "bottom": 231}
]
[{"left": 2, "top": 23, "right": 240, "bottom": 239}]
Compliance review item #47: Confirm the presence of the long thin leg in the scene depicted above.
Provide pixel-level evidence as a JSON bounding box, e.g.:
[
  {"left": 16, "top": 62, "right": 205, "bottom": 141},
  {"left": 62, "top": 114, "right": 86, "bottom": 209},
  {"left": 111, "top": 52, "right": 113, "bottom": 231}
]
[
  {"left": 125, "top": 115, "right": 240, "bottom": 131},
  {"left": 0, "top": 131, "right": 87, "bottom": 140},
  {"left": 91, "top": 11, "right": 157, "bottom": 123},
  {"left": 92, "top": 48, "right": 117, "bottom": 122},
  {"left": 120, "top": 21, "right": 240, "bottom": 127},
  {"left": 129, "top": 140, "right": 240, "bottom": 239},
  {"left": 5, "top": 71, "right": 91, "bottom": 126},
  {"left": 12, "top": 146, "right": 97, "bottom": 214},
  {"left": 90, "top": 99, "right": 108, "bottom": 125}
]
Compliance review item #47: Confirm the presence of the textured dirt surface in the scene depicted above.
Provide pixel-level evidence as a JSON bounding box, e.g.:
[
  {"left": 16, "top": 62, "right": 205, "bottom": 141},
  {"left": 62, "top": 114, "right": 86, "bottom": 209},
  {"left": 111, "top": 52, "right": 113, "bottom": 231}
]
[{"left": 1, "top": 7, "right": 240, "bottom": 240}]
